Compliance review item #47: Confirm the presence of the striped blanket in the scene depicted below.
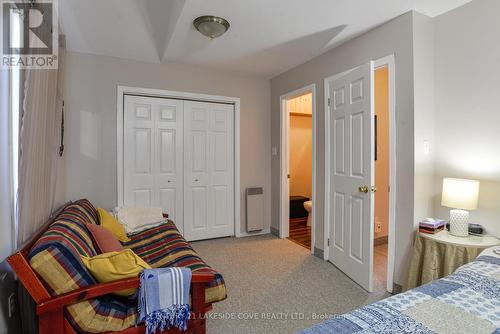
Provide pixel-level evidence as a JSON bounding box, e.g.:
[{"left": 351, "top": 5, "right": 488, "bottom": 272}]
[
  {"left": 299, "top": 246, "right": 500, "bottom": 334},
  {"left": 28, "top": 199, "right": 226, "bottom": 333},
  {"left": 123, "top": 221, "right": 227, "bottom": 304}
]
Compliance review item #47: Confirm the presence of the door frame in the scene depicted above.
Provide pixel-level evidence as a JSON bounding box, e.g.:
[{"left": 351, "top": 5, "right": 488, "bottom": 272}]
[
  {"left": 279, "top": 84, "right": 317, "bottom": 254},
  {"left": 324, "top": 54, "right": 396, "bottom": 292},
  {"left": 116, "top": 86, "right": 241, "bottom": 237}
]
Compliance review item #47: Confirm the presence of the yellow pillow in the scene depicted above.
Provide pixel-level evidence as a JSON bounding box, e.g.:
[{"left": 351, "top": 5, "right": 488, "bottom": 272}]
[
  {"left": 97, "top": 208, "right": 130, "bottom": 242},
  {"left": 81, "top": 249, "right": 151, "bottom": 296}
]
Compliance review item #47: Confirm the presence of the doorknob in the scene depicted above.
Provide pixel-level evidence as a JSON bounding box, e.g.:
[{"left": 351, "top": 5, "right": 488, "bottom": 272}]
[
  {"left": 371, "top": 186, "right": 377, "bottom": 193},
  {"left": 358, "top": 185, "right": 369, "bottom": 193}
]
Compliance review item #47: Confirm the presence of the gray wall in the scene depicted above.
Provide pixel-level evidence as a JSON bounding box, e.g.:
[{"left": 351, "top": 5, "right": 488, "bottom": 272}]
[
  {"left": 270, "top": 12, "right": 416, "bottom": 285},
  {"left": 64, "top": 52, "right": 271, "bottom": 235},
  {"left": 413, "top": 13, "right": 437, "bottom": 223},
  {"left": 433, "top": 0, "right": 500, "bottom": 237}
]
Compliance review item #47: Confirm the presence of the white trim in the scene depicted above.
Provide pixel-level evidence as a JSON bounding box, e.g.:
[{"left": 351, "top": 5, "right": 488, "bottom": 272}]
[
  {"left": 237, "top": 228, "right": 271, "bottom": 238},
  {"left": 116, "top": 85, "right": 241, "bottom": 238},
  {"left": 279, "top": 84, "right": 317, "bottom": 254},
  {"left": 117, "top": 87, "right": 124, "bottom": 207},
  {"left": 234, "top": 99, "right": 241, "bottom": 238},
  {"left": 373, "top": 55, "right": 397, "bottom": 293},
  {"left": 323, "top": 55, "right": 396, "bottom": 291},
  {"left": 311, "top": 86, "right": 317, "bottom": 254}
]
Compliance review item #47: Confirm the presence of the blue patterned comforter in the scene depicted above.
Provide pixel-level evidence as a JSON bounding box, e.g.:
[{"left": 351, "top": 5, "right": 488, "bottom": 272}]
[{"left": 299, "top": 246, "right": 500, "bottom": 334}]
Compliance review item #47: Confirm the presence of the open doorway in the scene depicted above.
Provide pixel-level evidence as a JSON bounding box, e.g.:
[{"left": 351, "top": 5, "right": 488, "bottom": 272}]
[
  {"left": 279, "top": 85, "right": 317, "bottom": 253},
  {"left": 287, "top": 93, "right": 313, "bottom": 249},
  {"left": 373, "top": 65, "right": 390, "bottom": 292}
]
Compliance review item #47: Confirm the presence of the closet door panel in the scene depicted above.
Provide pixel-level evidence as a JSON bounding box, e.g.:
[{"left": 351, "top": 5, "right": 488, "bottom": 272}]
[
  {"left": 158, "top": 129, "right": 176, "bottom": 173},
  {"left": 159, "top": 188, "right": 176, "bottom": 222},
  {"left": 191, "top": 187, "right": 208, "bottom": 229},
  {"left": 123, "top": 95, "right": 184, "bottom": 232},
  {"left": 184, "top": 101, "right": 234, "bottom": 241},
  {"left": 209, "top": 105, "right": 234, "bottom": 233},
  {"left": 213, "top": 186, "right": 228, "bottom": 227},
  {"left": 155, "top": 98, "right": 184, "bottom": 232},
  {"left": 124, "top": 97, "right": 155, "bottom": 209},
  {"left": 134, "top": 189, "right": 152, "bottom": 207},
  {"left": 184, "top": 102, "right": 208, "bottom": 240}
]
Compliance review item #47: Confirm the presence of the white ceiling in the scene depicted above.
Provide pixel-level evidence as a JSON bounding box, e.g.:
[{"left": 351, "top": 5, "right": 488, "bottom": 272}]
[{"left": 60, "top": 0, "right": 472, "bottom": 78}]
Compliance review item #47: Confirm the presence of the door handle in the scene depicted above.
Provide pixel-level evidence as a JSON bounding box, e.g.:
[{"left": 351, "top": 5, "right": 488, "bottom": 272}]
[{"left": 358, "top": 185, "right": 369, "bottom": 193}]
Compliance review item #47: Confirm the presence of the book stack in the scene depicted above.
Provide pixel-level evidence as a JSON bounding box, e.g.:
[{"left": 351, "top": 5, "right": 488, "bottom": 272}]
[{"left": 419, "top": 218, "right": 446, "bottom": 234}]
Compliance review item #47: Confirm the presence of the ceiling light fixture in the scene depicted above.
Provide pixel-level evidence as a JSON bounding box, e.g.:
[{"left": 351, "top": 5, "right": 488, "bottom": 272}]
[{"left": 193, "top": 15, "right": 230, "bottom": 39}]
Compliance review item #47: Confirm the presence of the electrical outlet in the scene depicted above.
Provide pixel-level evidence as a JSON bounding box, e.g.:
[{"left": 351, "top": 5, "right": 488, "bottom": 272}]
[
  {"left": 8, "top": 293, "right": 15, "bottom": 318},
  {"left": 375, "top": 221, "right": 382, "bottom": 233}
]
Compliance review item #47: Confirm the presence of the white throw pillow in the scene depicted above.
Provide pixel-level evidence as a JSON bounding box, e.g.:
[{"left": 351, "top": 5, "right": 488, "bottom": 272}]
[{"left": 114, "top": 206, "right": 165, "bottom": 233}]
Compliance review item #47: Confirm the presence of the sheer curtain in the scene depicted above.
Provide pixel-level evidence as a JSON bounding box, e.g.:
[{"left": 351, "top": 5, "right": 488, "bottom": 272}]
[
  {"left": 0, "top": 69, "right": 14, "bottom": 260},
  {"left": 17, "top": 35, "right": 66, "bottom": 244}
]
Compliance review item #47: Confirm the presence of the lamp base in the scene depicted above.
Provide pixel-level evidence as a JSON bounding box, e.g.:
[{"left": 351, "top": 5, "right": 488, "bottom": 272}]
[{"left": 449, "top": 209, "right": 469, "bottom": 237}]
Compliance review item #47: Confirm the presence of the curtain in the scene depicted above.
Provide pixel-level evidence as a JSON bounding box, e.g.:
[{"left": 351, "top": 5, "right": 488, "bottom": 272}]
[
  {"left": 17, "top": 35, "right": 66, "bottom": 245},
  {"left": 1, "top": 69, "right": 15, "bottom": 260}
]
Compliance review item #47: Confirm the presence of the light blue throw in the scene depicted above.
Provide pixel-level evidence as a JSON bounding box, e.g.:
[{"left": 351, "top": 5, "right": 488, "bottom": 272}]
[{"left": 138, "top": 267, "right": 192, "bottom": 333}]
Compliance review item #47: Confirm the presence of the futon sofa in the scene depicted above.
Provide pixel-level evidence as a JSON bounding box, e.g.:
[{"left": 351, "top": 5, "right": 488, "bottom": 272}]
[{"left": 8, "top": 199, "right": 226, "bottom": 334}]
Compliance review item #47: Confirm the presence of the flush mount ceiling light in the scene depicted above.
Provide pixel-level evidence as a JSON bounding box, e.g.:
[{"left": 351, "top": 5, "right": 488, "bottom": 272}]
[{"left": 193, "top": 15, "right": 230, "bottom": 39}]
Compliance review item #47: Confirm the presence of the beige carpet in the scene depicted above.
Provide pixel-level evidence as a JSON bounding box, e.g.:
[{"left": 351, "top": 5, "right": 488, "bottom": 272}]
[{"left": 192, "top": 234, "right": 390, "bottom": 334}]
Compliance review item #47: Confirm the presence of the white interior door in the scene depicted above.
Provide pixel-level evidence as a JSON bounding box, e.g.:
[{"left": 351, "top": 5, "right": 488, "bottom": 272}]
[
  {"left": 183, "top": 101, "right": 235, "bottom": 241},
  {"left": 123, "top": 95, "right": 184, "bottom": 232},
  {"left": 328, "top": 62, "right": 375, "bottom": 292}
]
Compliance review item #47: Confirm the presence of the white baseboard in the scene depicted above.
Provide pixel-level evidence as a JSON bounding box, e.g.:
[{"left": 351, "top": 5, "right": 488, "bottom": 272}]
[{"left": 236, "top": 228, "right": 271, "bottom": 238}]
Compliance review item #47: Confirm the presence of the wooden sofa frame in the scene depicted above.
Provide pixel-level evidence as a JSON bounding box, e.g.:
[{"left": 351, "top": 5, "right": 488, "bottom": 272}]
[{"left": 7, "top": 203, "right": 214, "bottom": 334}]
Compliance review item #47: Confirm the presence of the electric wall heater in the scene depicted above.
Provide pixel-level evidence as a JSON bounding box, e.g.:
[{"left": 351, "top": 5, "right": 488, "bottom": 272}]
[{"left": 246, "top": 187, "right": 264, "bottom": 232}]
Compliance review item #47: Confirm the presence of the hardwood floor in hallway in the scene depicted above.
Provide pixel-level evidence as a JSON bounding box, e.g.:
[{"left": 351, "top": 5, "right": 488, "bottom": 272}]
[{"left": 288, "top": 217, "right": 311, "bottom": 249}]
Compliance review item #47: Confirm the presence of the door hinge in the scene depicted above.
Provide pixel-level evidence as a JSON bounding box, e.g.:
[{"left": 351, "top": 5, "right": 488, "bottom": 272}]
[
  {"left": 328, "top": 98, "right": 331, "bottom": 106},
  {"left": 327, "top": 238, "right": 330, "bottom": 246},
  {"left": 388, "top": 185, "right": 391, "bottom": 192}
]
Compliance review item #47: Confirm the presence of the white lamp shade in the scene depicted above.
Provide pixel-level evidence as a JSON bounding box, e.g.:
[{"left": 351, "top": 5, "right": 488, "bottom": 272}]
[{"left": 441, "top": 178, "right": 480, "bottom": 210}]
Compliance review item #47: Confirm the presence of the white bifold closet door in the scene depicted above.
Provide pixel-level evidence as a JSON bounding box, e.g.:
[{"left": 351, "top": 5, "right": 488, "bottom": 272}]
[
  {"left": 124, "top": 95, "right": 184, "bottom": 233},
  {"left": 123, "top": 95, "right": 234, "bottom": 241},
  {"left": 183, "top": 101, "right": 234, "bottom": 241}
]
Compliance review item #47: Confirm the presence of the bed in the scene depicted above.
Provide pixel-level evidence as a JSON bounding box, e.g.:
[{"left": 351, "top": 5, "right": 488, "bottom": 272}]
[{"left": 299, "top": 246, "right": 500, "bottom": 334}]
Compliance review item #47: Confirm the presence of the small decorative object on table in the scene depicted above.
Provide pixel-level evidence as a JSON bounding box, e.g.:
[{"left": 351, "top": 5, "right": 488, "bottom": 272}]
[
  {"left": 418, "top": 218, "right": 445, "bottom": 234},
  {"left": 441, "top": 177, "right": 480, "bottom": 237}
]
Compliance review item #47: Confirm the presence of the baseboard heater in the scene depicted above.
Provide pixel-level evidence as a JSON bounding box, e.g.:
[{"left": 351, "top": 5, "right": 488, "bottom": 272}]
[{"left": 246, "top": 187, "right": 264, "bottom": 232}]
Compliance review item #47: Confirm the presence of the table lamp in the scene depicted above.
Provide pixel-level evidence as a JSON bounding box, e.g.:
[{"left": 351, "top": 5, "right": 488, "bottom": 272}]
[{"left": 441, "top": 178, "right": 480, "bottom": 237}]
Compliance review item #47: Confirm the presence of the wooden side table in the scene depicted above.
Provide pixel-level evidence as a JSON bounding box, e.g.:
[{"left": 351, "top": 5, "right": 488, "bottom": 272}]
[{"left": 405, "top": 230, "right": 500, "bottom": 291}]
